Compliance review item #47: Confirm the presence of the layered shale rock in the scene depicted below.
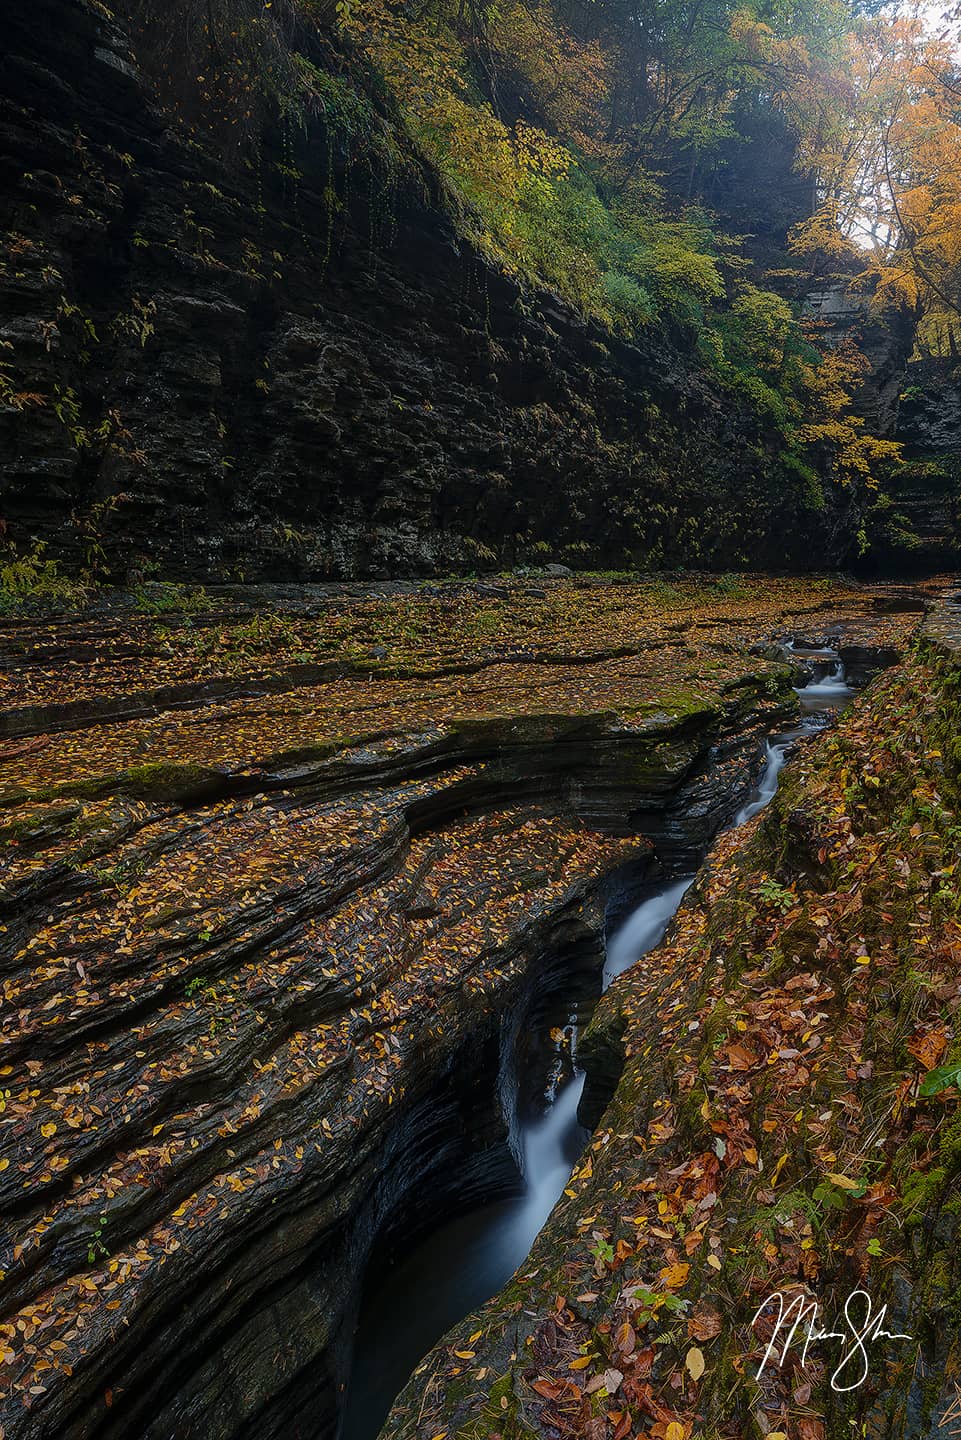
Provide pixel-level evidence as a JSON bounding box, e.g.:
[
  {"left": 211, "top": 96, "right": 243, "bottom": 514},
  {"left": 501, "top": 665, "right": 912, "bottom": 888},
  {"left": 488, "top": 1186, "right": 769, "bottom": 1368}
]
[
  {"left": 384, "top": 589, "right": 961, "bottom": 1440},
  {"left": 1, "top": 1, "right": 879, "bottom": 581},
  {"left": 0, "top": 576, "right": 928, "bottom": 1440}
]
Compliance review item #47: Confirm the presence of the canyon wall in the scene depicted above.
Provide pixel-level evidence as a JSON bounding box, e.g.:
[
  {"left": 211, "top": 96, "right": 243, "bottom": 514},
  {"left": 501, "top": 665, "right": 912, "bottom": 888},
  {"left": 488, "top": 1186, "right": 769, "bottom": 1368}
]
[{"left": 1, "top": 0, "right": 885, "bottom": 583}]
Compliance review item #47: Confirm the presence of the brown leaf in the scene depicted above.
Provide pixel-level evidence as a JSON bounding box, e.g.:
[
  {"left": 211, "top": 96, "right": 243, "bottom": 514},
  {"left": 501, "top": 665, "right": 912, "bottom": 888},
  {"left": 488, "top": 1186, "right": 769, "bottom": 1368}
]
[
  {"left": 907, "top": 1027, "right": 947, "bottom": 1070},
  {"left": 723, "top": 1042, "right": 758, "bottom": 1071},
  {"left": 615, "top": 1320, "right": 636, "bottom": 1356},
  {"left": 689, "top": 1305, "right": 723, "bottom": 1341}
]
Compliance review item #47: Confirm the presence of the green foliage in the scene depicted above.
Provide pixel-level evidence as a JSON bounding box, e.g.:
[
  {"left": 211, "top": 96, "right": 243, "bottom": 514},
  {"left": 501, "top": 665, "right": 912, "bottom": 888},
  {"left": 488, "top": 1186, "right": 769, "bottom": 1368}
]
[
  {"left": 346, "top": 0, "right": 730, "bottom": 332},
  {"left": 131, "top": 583, "right": 213, "bottom": 615},
  {"left": 757, "top": 877, "right": 794, "bottom": 911},
  {"left": 86, "top": 1214, "right": 109, "bottom": 1267},
  {"left": 779, "top": 451, "right": 824, "bottom": 511},
  {"left": 121, "top": 0, "right": 907, "bottom": 543},
  {"left": 0, "top": 541, "right": 86, "bottom": 613},
  {"left": 710, "top": 573, "right": 746, "bottom": 597},
  {"left": 623, "top": 1283, "right": 688, "bottom": 1327},
  {"left": 811, "top": 1179, "right": 849, "bottom": 1213},
  {"left": 920, "top": 1063, "right": 961, "bottom": 1097},
  {"left": 603, "top": 270, "right": 653, "bottom": 330},
  {"left": 111, "top": 297, "right": 157, "bottom": 349},
  {"left": 631, "top": 232, "right": 724, "bottom": 322},
  {"left": 727, "top": 286, "right": 794, "bottom": 371}
]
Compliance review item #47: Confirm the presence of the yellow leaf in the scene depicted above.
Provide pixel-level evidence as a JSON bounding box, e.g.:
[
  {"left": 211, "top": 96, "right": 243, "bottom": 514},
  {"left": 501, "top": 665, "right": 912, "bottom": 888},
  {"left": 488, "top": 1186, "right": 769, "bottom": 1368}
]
[
  {"left": 666, "top": 1423, "right": 686, "bottom": 1440},
  {"left": 826, "top": 1172, "right": 861, "bottom": 1190},
  {"left": 686, "top": 1346, "right": 705, "bottom": 1381},
  {"left": 707, "top": 1253, "right": 722, "bottom": 1271},
  {"left": 570, "top": 1354, "right": 592, "bottom": 1369},
  {"left": 40, "top": 1122, "right": 56, "bottom": 1139},
  {"left": 0, "top": 1159, "right": 8, "bottom": 1173}
]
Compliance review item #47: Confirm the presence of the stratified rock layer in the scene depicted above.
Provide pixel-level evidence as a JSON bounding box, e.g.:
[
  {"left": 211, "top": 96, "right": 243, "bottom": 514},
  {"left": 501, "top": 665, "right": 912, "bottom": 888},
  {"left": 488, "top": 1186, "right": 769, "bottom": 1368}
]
[
  {"left": 1, "top": 0, "right": 883, "bottom": 580},
  {"left": 0, "top": 576, "right": 929, "bottom": 1440}
]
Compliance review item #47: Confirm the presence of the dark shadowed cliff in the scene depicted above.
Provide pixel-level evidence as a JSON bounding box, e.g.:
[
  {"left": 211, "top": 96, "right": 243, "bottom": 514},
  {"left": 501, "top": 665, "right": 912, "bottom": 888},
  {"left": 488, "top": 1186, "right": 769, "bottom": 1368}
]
[{"left": 0, "top": 0, "right": 934, "bottom": 583}]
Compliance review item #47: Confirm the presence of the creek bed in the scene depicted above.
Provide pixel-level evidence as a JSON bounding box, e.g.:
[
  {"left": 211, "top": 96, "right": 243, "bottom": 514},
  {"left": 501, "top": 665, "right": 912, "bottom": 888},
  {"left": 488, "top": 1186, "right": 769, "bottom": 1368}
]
[{"left": 340, "top": 646, "right": 858, "bottom": 1440}]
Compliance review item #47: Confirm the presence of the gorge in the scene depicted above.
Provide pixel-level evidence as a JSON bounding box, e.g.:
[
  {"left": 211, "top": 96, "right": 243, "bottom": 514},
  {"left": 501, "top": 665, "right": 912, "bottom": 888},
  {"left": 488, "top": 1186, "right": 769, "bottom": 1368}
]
[
  {"left": 0, "top": 574, "right": 950, "bottom": 1440},
  {"left": 3, "top": 0, "right": 961, "bottom": 1437}
]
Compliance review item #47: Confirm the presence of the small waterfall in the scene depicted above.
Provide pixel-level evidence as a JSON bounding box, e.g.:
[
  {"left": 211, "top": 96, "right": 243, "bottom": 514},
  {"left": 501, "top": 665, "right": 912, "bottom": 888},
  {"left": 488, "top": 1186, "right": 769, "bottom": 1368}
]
[
  {"left": 795, "top": 661, "right": 854, "bottom": 712},
  {"left": 511, "top": 1072, "right": 587, "bottom": 1254},
  {"left": 733, "top": 738, "right": 790, "bottom": 824},
  {"left": 603, "top": 875, "right": 695, "bottom": 990},
  {"left": 609, "top": 647, "right": 855, "bottom": 982}
]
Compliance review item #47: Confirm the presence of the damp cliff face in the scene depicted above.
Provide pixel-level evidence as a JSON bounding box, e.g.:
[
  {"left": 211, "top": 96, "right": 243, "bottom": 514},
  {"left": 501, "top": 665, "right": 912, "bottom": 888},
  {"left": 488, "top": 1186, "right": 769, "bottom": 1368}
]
[
  {"left": 800, "top": 286, "right": 961, "bottom": 571},
  {"left": 0, "top": 0, "right": 881, "bottom": 583},
  {"left": 883, "top": 358, "right": 961, "bottom": 570}
]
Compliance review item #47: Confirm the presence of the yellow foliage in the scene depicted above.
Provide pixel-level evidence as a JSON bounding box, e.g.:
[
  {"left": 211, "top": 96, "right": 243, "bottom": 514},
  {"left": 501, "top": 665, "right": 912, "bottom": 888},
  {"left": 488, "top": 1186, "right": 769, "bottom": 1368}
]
[
  {"left": 491, "top": 0, "right": 608, "bottom": 146},
  {"left": 794, "top": 339, "right": 902, "bottom": 489},
  {"left": 790, "top": 15, "right": 961, "bottom": 321},
  {"left": 346, "top": 0, "right": 572, "bottom": 247}
]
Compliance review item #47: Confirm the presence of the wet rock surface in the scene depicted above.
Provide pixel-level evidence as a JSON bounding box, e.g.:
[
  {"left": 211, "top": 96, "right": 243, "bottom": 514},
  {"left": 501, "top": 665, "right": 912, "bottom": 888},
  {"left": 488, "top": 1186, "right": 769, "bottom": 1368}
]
[
  {"left": 0, "top": 576, "right": 932, "bottom": 1440},
  {"left": 1, "top": 2, "right": 884, "bottom": 581}
]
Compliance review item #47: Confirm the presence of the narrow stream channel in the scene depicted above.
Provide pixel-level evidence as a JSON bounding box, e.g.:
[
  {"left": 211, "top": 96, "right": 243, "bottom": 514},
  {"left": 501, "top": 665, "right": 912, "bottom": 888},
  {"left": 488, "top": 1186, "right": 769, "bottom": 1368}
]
[{"left": 340, "top": 645, "right": 854, "bottom": 1440}]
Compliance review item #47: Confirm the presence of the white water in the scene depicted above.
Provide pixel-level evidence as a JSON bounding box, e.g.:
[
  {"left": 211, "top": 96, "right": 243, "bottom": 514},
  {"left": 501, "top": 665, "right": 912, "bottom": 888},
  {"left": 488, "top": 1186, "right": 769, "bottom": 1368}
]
[
  {"left": 342, "top": 1075, "right": 588, "bottom": 1440},
  {"left": 795, "top": 661, "right": 854, "bottom": 712},
  {"left": 733, "top": 737, "right": 792, "bottom": 824},
  {"left": 607, "top": 648, "right": 852, "bottom": 980},
  {"left": 512, "top": 1071, "right": 587, "bottom": 1252},
  {"left": 603, "top": 874, "right": 695, "bottom": 990}
]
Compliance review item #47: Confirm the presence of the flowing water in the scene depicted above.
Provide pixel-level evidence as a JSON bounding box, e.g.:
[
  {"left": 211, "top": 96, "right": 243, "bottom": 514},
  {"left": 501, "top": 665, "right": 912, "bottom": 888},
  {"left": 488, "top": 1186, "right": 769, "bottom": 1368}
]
[
  {"left": 603, "top": 875, "right": 695, "bottom": 991},
  {"left": 340, "top": 1073, "right": 589, "bottom": 1440},
  {"left": 340, "top": 646, "right": 853, "bottom": 1440}
]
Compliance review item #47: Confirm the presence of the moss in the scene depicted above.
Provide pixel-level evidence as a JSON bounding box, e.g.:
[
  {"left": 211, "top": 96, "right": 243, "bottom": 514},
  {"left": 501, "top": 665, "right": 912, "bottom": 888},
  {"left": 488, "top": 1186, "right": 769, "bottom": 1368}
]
[
  {"left": 0, "top": 761, "right": 226, "bottom": 810},
  {"left": 939, "top": 1108, "right": 961, "bottom": 1173},
  {"left": 450, "top": 710, "right": 617, "bottom": 746},
  {"left": 259, "top": 738, "right": 345, "bottom": 770},
  {"left": 720, "top": 666, "right": 798, "bottom": 717},
  {"left": 901, "top": 1167, "right": 947, "bottom": 1226},
  {"left": 449, "top": 1369, "right": 536, "bottom": 1440},
  {"left": 0, "top": 802, "right": 81, "bottom": 843},
  {"left": 625, "top": 687, "right": 721, "bottom": 724}
]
